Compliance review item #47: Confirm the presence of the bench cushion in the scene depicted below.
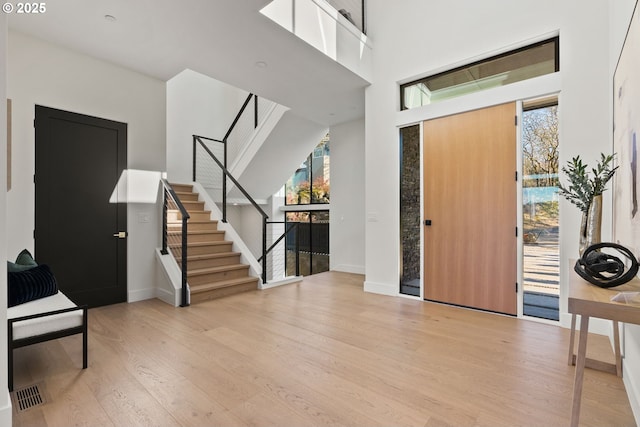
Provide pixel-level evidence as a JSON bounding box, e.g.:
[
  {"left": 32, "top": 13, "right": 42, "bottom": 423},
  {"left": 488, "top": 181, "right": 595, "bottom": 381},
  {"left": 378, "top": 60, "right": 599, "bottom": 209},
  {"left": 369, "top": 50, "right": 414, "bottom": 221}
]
[{"left": 8, "top": 292, "right": 83, "bottom": 340}]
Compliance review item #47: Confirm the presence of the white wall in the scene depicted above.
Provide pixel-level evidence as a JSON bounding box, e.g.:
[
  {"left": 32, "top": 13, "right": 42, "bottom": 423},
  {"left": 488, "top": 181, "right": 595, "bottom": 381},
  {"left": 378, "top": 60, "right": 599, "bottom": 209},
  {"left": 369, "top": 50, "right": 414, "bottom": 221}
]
[
  {"left": 365, "top": 0, "right": 611, "bottom": 307},
  {"left": 166, "top": 69, "right": 249, "bottom": 184},
  {"left": 610, "top": 0, "right": 640, "bottom": 420},
  {"left": 7, "top": 31, "right": 166, "bottom": 302},
  {"left": 0, "top": 14, "right": 12, "bottom": 427},
  {"left": 330, "top": 118, "right": 365, "bottom": 274}
]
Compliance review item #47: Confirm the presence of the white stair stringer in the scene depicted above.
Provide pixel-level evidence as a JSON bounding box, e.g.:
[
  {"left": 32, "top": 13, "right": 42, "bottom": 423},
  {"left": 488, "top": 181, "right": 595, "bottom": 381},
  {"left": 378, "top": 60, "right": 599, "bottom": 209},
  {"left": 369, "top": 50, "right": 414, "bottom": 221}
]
[{"left": 155, "top": 248, "right": 189, "bottom": 307}]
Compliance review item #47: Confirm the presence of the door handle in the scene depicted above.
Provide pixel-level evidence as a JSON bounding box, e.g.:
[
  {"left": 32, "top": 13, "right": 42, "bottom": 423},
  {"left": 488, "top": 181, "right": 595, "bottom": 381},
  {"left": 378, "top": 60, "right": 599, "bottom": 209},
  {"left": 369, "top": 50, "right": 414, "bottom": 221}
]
[
  {"left": 113, "top": 231, "right": 127, "bottom": 239},
  {"left": 424, "top": 220, "right": 432, "bottom": 226}
]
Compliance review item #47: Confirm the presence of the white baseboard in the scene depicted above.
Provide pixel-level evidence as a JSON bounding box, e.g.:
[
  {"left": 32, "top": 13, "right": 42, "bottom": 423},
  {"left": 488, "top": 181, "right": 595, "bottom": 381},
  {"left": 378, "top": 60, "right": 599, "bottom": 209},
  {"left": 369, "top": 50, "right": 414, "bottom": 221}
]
[
  {"left": 559, "top": 312, "right": 612, "bottom": 335},
  {"left": 332, "top": 264, "right": 365, "bottom": 275},
  {"left": 624, "top": 362, "right": 640, "bottom": 426},
  {"left": 260, "top": 276, "right": 303, "bottom": 290},
  {"left": 127, "top": 287, "right": 156, "bottom": 303},
  {"left": 364, "top": 280, "right": 396, "bottom": 296},
  {"left": 155, "top": 287, "right": 178, "bottom": 306},
  {"left": 0, "top": 392, "right": 12, "bottom": 427}
]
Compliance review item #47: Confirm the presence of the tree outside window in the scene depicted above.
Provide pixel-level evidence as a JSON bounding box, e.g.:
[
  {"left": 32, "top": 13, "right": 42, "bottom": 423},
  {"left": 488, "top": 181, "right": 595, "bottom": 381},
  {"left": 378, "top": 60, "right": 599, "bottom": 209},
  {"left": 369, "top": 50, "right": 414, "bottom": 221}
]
[{"left": 285, "top": 135, "right": 330, "bottom": 205}]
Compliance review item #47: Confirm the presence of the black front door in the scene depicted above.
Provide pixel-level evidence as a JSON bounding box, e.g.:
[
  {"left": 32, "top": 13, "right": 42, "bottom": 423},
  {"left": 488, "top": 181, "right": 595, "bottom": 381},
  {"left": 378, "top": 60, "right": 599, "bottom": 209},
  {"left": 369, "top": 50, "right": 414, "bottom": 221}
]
[{"left": 35, "top": 106, "right": 127, "bottom": 307}]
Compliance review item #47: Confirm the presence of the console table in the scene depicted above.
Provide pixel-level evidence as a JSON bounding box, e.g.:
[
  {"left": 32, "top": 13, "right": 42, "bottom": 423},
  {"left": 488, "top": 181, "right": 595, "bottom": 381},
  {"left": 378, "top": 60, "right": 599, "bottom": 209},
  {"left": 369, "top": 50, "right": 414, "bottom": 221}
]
[{"left": 568, "top": 268, "right": 640, "bottom": 427}]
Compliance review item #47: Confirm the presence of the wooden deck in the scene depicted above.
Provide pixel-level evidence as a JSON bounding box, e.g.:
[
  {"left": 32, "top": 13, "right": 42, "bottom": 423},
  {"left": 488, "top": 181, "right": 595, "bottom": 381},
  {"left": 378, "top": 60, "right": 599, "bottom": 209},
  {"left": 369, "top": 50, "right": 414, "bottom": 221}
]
[{"left": 12, "top": 271, "right": 636, "bottom": 427}]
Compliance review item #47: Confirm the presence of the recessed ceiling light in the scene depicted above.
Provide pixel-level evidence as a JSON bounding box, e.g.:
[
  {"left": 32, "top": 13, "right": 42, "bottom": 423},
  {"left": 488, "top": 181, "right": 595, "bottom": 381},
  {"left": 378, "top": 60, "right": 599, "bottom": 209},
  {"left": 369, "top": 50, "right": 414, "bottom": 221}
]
[
  {"left": 104, "top": 15, "right": 117, "bottom": 22},
  {"left": 255, "top": 61, "right": 268, "bottom": 68}
]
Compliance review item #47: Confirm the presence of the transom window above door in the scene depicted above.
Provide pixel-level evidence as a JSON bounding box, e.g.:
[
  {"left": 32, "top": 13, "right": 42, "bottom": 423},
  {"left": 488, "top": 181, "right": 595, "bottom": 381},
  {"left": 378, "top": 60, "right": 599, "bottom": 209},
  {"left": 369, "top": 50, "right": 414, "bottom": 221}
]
[{"left": 400, "top": 36, "right": 559, "bottom": 110}]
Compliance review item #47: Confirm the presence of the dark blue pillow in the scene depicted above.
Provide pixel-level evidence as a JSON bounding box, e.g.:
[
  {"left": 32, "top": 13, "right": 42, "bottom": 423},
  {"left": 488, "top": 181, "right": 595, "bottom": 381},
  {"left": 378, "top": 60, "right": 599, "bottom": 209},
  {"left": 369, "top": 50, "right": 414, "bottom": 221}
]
[{"left": 8, "top": 264, "right": 59, "bottom": 307}]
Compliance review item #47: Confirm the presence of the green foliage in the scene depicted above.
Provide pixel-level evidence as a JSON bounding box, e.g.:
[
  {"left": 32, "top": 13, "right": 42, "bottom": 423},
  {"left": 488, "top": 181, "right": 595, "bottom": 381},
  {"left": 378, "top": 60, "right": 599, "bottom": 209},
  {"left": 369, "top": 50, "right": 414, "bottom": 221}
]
[{"left": 557, "top": 153, "right": 617, "bottom": 213}]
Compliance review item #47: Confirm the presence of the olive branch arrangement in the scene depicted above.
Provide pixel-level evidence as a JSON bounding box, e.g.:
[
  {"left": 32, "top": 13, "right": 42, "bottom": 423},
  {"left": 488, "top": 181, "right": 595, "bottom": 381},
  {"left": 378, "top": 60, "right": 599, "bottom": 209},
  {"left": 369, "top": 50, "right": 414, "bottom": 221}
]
[{"left": 557, "top": 153, "right": 618, "bottom": 212}]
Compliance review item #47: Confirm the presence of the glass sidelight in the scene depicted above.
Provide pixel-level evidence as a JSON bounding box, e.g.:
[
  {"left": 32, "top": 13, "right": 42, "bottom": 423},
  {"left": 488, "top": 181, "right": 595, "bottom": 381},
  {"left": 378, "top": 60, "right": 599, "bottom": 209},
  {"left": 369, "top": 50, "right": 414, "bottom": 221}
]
[
  {"left": 522, "top": 98, "right": 560, "bottom": 320},
  {"left": 400, "top": 125, "right": 421, "bottom": 296}
]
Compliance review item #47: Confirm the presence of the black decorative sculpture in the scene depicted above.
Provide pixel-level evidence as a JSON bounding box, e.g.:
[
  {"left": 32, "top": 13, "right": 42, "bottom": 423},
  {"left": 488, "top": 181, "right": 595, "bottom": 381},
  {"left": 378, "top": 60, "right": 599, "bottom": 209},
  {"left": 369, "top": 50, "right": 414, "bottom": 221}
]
[{"left": 574, "top": 242, "right": 639, "bottom": 288}]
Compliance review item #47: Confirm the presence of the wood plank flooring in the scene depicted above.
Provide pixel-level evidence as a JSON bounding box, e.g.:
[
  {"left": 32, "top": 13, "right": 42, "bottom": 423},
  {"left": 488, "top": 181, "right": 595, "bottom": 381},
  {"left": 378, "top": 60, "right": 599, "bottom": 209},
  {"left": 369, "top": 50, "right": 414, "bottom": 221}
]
[{"left": 11, "top": 271, "right": 637, "bottom": 426}]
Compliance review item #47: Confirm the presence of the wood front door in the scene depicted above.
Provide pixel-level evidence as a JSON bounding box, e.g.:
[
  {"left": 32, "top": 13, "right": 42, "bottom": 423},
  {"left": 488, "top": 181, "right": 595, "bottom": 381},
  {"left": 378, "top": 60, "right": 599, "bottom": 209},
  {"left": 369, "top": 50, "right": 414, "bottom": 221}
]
[
  {"left": 35, "top": 106, "right": 127, "bottom": 307},
  {"left": 423, "top": 103, "right": 517, "bottom": 315}
]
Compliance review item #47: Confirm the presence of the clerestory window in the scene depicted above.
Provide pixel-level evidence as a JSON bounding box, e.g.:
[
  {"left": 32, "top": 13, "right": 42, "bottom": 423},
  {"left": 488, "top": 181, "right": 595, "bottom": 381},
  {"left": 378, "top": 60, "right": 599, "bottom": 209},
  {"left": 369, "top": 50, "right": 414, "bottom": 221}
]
[{"left": 401, "top": 36, "right": 559, "bottom": 110}]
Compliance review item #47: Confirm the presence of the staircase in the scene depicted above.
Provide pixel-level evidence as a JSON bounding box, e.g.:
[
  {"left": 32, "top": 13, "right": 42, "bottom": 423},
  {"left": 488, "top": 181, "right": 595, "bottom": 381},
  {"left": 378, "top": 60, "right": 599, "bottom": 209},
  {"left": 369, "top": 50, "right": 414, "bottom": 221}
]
[{"left": 167, "top": 183, "right": 259, "bottom": 304}]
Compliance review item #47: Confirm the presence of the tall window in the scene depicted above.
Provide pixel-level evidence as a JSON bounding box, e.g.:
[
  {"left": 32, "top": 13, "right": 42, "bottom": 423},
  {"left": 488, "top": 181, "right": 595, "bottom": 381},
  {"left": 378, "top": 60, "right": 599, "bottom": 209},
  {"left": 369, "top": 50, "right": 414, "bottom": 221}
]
[
  {"left": 282, "top": 135, "right": 331, "bottom": 277},
  {"left": 285, "top": 135, "right": 330, "bottom": 205},
  {"left": 522, "top": 98, "right": 560, "bottom": 321}
]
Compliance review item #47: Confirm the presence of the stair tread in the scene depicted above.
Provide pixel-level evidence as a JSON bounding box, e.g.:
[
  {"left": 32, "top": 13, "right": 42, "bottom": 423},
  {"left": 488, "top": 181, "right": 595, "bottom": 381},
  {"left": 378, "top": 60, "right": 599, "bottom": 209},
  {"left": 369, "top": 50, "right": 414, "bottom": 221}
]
[
  {"left": 167, "top": 230, "right": 224, "bottom": 235},
  {"left": 179, "top": 252, "right": 241, "bottom": 261},
  {"left": 169, "top": 240, "right": 232, "bottom": 248},
  {"left": 167, "top": 219, "right": 218, "bottom": 225},
  {"left": 188, "top": 263, "right": 249, "bottom": 277},
  {"left": 189, "top": 276, "right": 259, "bottom": 293},
  {"left": 167, "top": 209, "right": 210, "bottom": 214}
]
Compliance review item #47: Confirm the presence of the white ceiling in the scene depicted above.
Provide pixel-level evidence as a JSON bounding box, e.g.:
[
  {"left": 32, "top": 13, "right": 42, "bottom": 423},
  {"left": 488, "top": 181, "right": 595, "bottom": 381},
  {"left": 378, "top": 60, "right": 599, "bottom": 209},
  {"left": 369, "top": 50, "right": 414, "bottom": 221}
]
[{"left": 8, "top": 0, "right": 368, "bottom": 126}]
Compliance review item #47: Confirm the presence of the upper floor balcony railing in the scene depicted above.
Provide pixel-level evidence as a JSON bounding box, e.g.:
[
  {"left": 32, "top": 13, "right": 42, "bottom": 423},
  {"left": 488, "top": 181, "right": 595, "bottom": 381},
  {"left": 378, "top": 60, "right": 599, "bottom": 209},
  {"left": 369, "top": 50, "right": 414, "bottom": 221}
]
[
  {"left": 260, "top": 0, "right": 372, "bottom": 83},
  {"left": 325, "top": 0, "right": 365, "bottom": 34}
]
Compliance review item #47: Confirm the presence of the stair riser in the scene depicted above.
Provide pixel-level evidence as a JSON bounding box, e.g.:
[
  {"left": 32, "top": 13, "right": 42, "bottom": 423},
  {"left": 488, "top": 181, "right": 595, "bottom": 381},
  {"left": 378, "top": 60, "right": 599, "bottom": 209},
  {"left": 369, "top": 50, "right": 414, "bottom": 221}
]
[
  {"left": 190, "top": 281, "right": 258, "bottom": 304},
  {"left": 188, "top": 233, "right": 226, "bottom": 243},
  {"left": 179, "top": 255, "right": 242, "bottom": 270},
  {"left": 171, "top": 184, "right": 193, "bottom": 193},
  {"left": 188, "top": 267, "right": 251, "bottom": 286},
  {"left": 175, "top": 193, "right": 199, "bottom": 202},
  {"left": 182, "top": 201, "right": 206, "bottom": 212},
  {"left": 168, "top": 232, "right": 225, "bottom": 243},
  {"left": 172, "top": 243, "right": 233, "bottom": 256},
  {"left": 167, "top": 211, "right": 211, "bottom": 222},
  {"left": 167, "top": 222, "right": 218, "bottom": 232}
]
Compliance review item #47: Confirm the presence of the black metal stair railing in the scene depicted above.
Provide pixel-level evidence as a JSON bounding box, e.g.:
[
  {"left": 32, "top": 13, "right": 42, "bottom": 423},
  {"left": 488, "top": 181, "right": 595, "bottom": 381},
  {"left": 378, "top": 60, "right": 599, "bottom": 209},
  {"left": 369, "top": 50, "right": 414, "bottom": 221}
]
[
  {"left": 259, "top": 221, "right": 301, "bottom": 278},
  {"left": 190, "top": 92, "right": 304, "bottom": 285},
  {"left": 194, "top": 136, "right": 308, "bottom": 283},
  {"left": 160, "top": 179, "right": 190, "bottom": 307},
  {"left": 193, "top": 135, "right": 269, "bottom": 282}
]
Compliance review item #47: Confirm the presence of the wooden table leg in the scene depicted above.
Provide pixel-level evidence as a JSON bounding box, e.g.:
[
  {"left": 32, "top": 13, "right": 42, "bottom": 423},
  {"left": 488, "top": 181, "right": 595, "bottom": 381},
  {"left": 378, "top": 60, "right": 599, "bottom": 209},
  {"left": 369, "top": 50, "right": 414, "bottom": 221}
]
[
  {"left": 613, "top": 320, "right": 622, "bottom": 377},
  {"left": 568, "top": 313, "right": 577, "bottom": 366},
  {"left": 571, "top": 314, "right": 590, "bottom": 427}
]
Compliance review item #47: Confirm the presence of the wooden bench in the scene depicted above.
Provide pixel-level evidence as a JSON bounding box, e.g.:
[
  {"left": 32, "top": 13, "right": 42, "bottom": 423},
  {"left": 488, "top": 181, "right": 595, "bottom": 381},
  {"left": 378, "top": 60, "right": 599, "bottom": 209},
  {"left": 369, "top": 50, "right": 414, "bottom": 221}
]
[{"left": 7, "top": 292, "right": 87, "bottom": 391}]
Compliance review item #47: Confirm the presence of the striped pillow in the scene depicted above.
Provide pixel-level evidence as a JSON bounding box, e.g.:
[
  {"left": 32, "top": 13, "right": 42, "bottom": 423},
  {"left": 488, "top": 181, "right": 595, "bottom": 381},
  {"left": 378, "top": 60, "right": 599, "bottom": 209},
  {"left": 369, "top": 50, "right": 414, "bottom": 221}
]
[{"left": 8, "top": 264, "right": 59, "bottom": 308}]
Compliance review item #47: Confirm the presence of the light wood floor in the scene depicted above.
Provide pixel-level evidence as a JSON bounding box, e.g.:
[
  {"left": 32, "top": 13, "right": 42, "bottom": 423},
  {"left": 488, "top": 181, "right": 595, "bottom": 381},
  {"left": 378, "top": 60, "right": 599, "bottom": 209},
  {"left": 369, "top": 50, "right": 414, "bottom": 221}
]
[{"left": 11, "top": 271, "right": 636, "bottom": 427}]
